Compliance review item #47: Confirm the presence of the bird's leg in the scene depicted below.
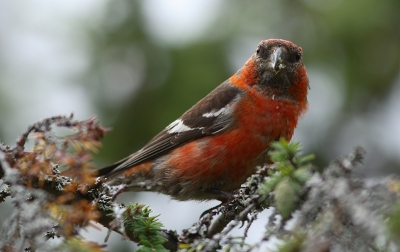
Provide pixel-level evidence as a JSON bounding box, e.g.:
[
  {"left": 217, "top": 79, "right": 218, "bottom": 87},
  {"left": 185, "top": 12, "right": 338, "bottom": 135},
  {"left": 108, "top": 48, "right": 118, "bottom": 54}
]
[
  {"left": 199, "top": 189, "right": 235, "bottom": 219},
  {"left": 210, "top": 189, "right": 235, "bottom": 203}
]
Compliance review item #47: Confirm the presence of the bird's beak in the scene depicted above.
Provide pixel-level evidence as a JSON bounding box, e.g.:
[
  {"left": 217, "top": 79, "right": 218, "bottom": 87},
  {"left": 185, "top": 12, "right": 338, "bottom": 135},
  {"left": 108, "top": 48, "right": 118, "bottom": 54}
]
[{"left": 270, "top": 47, "right": 285, "bottom": 73}]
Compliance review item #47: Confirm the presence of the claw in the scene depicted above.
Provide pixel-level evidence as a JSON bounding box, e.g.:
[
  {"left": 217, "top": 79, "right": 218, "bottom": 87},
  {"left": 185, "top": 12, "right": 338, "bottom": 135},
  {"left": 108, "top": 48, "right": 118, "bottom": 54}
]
[
  {"left": 199, "top": 189, "right": 237, "bottom": 219},
  {"left": 199, "top": 203, "right": 223, "bottom": 219},
  {"left": 239, "top": 215, "right": 250, "bottom": 228}
]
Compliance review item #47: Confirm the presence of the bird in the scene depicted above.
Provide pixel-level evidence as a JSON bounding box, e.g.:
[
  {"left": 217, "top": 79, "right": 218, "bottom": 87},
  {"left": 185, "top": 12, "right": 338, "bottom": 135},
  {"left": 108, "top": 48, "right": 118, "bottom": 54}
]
[{"left": 98, "top": 39, "right": 309, "bottom": 202}]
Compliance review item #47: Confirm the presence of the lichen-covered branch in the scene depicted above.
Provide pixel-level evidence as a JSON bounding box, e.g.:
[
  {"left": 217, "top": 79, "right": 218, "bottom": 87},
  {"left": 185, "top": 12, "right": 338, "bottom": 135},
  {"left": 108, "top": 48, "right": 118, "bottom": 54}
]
[
  {"left": 0, "top": 115, "right": 177, "bottom": 251},
  {"left": 1, "top": 116, "right": 400, "bottom": 252}
]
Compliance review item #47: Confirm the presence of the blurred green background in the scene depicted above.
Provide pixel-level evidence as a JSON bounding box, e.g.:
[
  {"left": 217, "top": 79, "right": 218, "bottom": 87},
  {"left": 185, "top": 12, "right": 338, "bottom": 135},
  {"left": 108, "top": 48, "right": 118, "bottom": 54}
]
[{"left": 0, "top": 0, "right": 399, "bottom": 250}]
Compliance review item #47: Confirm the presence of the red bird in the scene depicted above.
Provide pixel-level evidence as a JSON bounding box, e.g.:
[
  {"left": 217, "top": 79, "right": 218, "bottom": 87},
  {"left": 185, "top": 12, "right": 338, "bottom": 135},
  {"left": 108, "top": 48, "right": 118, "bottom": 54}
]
[{"left": 99, "top": 39, "right": 309, "bottom": 202}]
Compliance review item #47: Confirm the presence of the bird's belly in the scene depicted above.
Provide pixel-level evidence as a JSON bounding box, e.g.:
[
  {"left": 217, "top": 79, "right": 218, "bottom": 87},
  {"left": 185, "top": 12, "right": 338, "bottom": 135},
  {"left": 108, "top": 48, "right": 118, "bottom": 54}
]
[{"left": 160, "top": 128, "right": 278, "bottom": 200}]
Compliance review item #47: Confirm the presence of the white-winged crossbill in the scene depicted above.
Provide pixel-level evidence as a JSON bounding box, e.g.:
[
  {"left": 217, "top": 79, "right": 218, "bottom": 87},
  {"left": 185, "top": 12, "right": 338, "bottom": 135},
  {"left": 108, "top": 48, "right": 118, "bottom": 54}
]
[{"left": 99, "top": 39, "right": 309, "bottom": 202}]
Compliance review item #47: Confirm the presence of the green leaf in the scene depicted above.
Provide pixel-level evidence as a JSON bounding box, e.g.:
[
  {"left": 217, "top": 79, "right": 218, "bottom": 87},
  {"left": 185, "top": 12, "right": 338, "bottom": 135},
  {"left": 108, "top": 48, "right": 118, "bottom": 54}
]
[
  {"left": 275, "top": 178, "right": 297, "bottom": 220},
  {"left": 123, "top": 203, "right": 168, "bottom": 251}
]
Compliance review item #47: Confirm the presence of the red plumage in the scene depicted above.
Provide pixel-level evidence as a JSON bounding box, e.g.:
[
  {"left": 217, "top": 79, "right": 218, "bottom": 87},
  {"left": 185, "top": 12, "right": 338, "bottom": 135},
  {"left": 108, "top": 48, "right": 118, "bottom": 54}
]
[{"left": 99, "top": 39, "right": 309, "bottom": 201}]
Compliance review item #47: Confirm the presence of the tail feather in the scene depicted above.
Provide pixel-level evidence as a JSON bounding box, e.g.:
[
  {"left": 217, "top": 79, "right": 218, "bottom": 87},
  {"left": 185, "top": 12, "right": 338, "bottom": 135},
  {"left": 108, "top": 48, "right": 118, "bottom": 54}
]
[{"left": 97, "top": 160, "right": 126, "bottom": 177}]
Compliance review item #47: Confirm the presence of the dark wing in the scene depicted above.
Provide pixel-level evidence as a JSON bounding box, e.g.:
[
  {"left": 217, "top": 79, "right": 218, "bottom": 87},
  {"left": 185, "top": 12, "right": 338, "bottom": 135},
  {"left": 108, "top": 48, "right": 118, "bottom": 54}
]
[{"left": 98, "top": 80, "right": 242, "bottom": 177}]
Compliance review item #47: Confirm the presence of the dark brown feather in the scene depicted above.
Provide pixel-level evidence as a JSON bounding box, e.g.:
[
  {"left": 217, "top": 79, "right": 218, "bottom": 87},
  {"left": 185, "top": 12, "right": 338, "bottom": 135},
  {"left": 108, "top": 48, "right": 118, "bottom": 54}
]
[{"left": 99, "top": 80, "right": 242, "bottom": 177}]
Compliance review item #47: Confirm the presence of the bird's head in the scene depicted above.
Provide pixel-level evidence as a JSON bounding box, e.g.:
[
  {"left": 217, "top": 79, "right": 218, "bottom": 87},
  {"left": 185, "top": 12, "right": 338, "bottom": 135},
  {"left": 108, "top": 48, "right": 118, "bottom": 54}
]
[{"left": 236, "top": 39, "right": 309, "bottom": 104}]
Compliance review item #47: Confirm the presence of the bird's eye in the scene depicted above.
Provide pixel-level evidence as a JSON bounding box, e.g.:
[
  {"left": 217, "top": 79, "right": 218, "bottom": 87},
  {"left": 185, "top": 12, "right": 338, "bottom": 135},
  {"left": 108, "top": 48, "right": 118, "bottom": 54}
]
[
  {"left": 256, "top": 46, "right": 261, "bottom": 54},
  {"left": 295, "top": 53, "right": 301, "bottom": 62}
]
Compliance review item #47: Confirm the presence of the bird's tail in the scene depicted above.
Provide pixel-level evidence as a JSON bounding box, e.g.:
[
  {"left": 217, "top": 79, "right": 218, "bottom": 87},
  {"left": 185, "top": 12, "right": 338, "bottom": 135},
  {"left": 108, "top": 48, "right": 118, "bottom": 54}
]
[{"left": 97, "top": 159, "right": 127, "bottom": 177}]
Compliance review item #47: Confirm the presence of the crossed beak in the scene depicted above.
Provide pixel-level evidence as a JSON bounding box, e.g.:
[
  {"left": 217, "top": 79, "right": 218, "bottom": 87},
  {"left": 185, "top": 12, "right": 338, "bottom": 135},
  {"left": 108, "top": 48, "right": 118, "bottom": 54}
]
[{"left": 270, "top": 47, "right": 285, "bottom": 73}]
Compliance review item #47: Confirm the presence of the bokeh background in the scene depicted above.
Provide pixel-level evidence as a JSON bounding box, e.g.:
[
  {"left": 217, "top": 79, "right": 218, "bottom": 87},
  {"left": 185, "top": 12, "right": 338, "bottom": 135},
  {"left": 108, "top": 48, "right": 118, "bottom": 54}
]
[{"left": 0, "top": 0, "right": 399, "bottom": 250}]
